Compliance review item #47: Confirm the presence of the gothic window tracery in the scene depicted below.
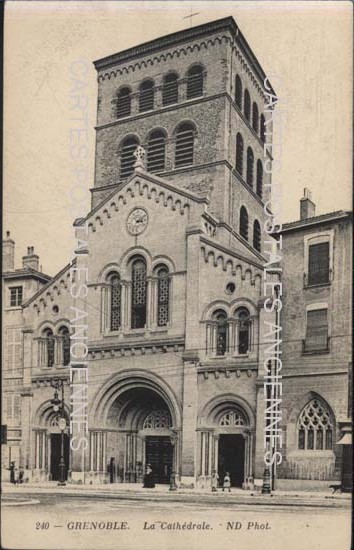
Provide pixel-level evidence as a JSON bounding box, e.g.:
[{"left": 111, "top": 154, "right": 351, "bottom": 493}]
[
  {"left": 297, "top": 399, "right": 333, "bottom": 450},
  {"left": 219, "top": 410, "right": 246, "bottom": 427},
  {"left": 143, "top": 409, "right": 172, "bottom": 429}
]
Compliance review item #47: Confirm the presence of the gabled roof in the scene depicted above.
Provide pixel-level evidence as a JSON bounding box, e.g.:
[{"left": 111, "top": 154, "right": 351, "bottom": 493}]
[
  {"left": 75, "top": 168, "right": 208, "bottom": 227},
  {"left": 281, "top": 210, "right": 352, "bottom": 234},
  {"left": 23, "top": 259, "right": 76, "bottom": 308},
  {"left": 3, "top": 266, "right": 51, "bottom": 283}
]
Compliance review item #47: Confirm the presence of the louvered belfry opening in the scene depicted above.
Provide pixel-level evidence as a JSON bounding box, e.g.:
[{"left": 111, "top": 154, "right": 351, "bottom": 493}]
[
  {"left": 175, "top": 123, "right": 194, "bottom": 167},
  {"left": 162, "top": 73, "right": 178, "bottom": 106},
  {"left": 240, "top": 206, "right": 249, "bottom": 241},
  {"left": 131, "top": 258, "right": 147, "bottom": 329},
  {"left": 147, "top": 130, "right": 166, "bottom": 173},
  {"left": 236, "top": 133, "right": 244, "bottom": 175},
  {"left": 120, "top": 137, "right": 139, "bottom": 179},
  {"left": 253, "top": 220, "right": 261, "bottom": 252},
  {"left": 139, "top": 80, "right": 154, "bottom": 112},
  {"left": 235, "top": 74, "right": 243, "bottom": 109},
  {"left": 186, "top": 65, "right": 204, "bottom": 99},
  {"left": 117, "top": 87, "right": 131, "bottom": 118},
  {"left": 256, "top": 159, "right": 263, "bottom": 198}
]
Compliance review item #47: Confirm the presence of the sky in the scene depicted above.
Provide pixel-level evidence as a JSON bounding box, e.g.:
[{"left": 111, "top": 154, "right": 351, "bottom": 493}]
[{"left": 4, "top": 0, "right": 353, "bottom": 276}]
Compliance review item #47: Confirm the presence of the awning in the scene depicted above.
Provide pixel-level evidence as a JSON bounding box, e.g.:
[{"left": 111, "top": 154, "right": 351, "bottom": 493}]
[{"left": 337, "top": 433, "right": 352, "bottom": 445}]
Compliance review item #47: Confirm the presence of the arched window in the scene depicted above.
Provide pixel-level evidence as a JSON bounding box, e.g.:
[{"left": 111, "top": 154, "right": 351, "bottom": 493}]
[
  {"left": 236, "top": 133, "right": 244, "bottom": 175},
  {"left": 252, "top": 102, "right": 259, "bottom": 133},
  {"left": 139, "top": 80, "right": 154, "bottom": 112},
  {"left": 162, "top": 73, "right": 178, "bottom": 106},
  {"left": 117, "top": 87, "right": 131, "bottom": 118},
  {"left": 244, "top": 89, "right": 251, "bottom": 121},
  {"left": 297, "top": 398, "right": 333, "bottom": 450},
  {"left": 186, "top": 65, "right": 204, "bottom": 99},
  {"left": 260, "top": 114, "right": 266, "bottom": 142},
  {"left": 147, "top": 130, "right": 166, "bottom": 173},
  {"left": 256, "top": 159, "right": 263, "bottom": 198},
  {"left": 212, "top": 309, "right": 228, "bottom": 356},
  {"left": 239, "top": 206, "right": 249, "bottom": 241},
  {"left": 58, "top": 326, "right": 70, "bottom": 366},
  {"left": 131, "top": 257, "right": 147, "bottom": 329},
  {"left": 235, "top": 307, "right": 250, "bottom": 354},
  {"left": 175, "top": 122, "right": 195, "bottom": 167},
  {"left": 120, "top": 136, "right": 139, "bottom": 179},
  {"left": 156, "top": 265, "right": 170, "bottom": 327},
  {"left": 235, "top": 75, "right": 242, "bottom": 109},
  {"left": 246, "top": 147, "right": 254, "bottom": 186},
  {"left": 253, "top": 220, "right": 261, "bottom": 252},
  {"left": 43, "top": 328, "right": 54, "bottom": 368},
  {"left": 107, "top": 272, "right": 121, "bottom": 331}
]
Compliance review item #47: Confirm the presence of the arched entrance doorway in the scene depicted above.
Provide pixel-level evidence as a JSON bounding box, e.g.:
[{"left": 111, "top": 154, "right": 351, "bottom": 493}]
[
  {"left": 90, "top": 372, "right": 181, "bottom": 484},
  {"left": 32, "top": 403, "right": 70, "bottom": 482},
  {"left": 199, "top": 395, "right": 255, "bottom": 488}
]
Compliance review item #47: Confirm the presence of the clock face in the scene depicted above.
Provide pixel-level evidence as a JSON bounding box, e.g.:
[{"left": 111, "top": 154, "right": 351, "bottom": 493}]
[{"left": 127, "top": 208, "right": 148, "bottom": 236}]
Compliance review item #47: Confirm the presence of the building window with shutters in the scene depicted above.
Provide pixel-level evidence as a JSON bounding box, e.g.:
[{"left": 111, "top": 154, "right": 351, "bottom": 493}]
[
  {"left": 120, "top": 136, "right": 139, "bottom": 179},
  {"left": 235, "top": 75, "right": 242, "bottom": 109},
  {"left": 6, "top": 327, "right": 22, "bottom": 373},
  {"left": 236, "top": 133, "right": 244, "bottom": 175},
  {"left": 9, "top": 286, "right": 23, "bottom": 307},
  {"left": 244, "top": 89, "right": 251, "bottom": 121},
  {"left": 297, "top": 398, "right": 334, "bottom": 450},
  {"left": 4, "top": 394, "right": 21, "bottom": 426},
  {"left": 303, "top": 307, "right": 329, "bottom": 353},
  {"left": 116, "top": 87, "right": 132, "bottom": 118},
  {"left": 308, "top": 242, "right": 330, "bottom": 286},
  {"left": 162, "top": 73, "right": 178, "bottom": 105},
  {"left": 186, "top": 65, "right": 204, "bottom": 99},
  {"left": 139, "top": 80, "right": 154, "bottom": 112},
  {"left": 175, "top": 122, "right": 195, "bottom": 167},
  {"left": 147, "top": 130, "right": 166, "bottom": 173},
  {"left": 131, "top": 257, "right": 147, "bottom": 329},
  {"left": 239, "top": 206, "right": 249, "bottom": 241},
  {"left": 156, "top": 265, "right": 170, "bottom": 327}
]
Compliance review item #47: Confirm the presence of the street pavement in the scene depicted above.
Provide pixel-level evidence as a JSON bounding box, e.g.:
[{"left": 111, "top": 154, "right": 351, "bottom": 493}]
[{"left": 1, "top": 484, "right": 351, "bottom": 550}]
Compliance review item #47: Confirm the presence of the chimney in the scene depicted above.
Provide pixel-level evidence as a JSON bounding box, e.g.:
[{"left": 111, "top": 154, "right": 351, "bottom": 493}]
[
  {"left": 300, "top": 188, "right": 316, "bottom": 220},
  {"left": 2, "top": 231, "right": 15, "bottom": 272},
  {"left": 22, "top": 246, "right": 39, "bottom": 271}
]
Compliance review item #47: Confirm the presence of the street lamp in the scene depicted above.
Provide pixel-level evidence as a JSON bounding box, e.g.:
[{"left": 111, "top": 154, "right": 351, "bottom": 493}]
[{"left": 51, "top": 379, "right": 66, "bottom": 486}]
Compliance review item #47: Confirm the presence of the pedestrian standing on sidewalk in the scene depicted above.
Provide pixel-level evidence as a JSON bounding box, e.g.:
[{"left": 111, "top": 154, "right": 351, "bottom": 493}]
[
  {"left": 222, "top": 472, "right": 231, "bottom": 493},
  {"left": 211, "top": 470, "right": 219, "bottom": 492},
  {"left": 9, "top": 461, "right": 16, "bottom": 484}
]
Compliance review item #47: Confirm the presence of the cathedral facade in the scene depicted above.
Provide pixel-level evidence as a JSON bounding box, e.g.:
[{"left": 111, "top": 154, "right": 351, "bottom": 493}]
[{"left": 2, "top": 17, "right": 351, "bottom": 491}]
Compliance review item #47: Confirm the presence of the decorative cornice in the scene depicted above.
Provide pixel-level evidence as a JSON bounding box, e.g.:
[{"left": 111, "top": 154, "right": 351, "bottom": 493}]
[
  {"left": 88, "top": 336, "right": 185, "bottom": 359},
  {"left": 200, "top": 235, "right": 264, "bottom": 270},
  {"left": 24, "top": 259, "right": 76, "bottom": 310},
  {"left": 94, "top": 16, "right": 274, "bottom": 96}
]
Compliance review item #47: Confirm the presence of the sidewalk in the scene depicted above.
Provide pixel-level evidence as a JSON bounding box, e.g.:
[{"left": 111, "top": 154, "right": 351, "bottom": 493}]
[{"left": 2, "top": 481, "right": 351, "bottom": 508}]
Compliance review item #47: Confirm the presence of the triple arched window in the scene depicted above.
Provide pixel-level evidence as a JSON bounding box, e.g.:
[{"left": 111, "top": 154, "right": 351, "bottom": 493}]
[
  {"left": 139, "top": 80, "right": 154, "bottom": 112},
  {"left": 207, "top": 306, "right": 253, "bottom": 356},
  {"left": 40, "top": 326, "right": 70, "bottom": 368},
  {"left": 297, "top": 398, "right": 333, "bottom": 451},
  {"left": 117, "top": 87, "right": 132, "bottom": 118},
  {"left": 104, "top": 260, "right": 171, "bottom": 332},
  {"left": 186, "top": 65, "right": 204, "bottom": 99}
]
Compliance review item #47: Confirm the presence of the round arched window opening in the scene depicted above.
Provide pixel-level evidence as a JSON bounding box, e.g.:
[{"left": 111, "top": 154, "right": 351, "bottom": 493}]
[
  {"left": 225, "top": 282, "right": 236, "bottom": 295},
  {"left": 52, "top": 305, "right": 59, "bottom": 315}
]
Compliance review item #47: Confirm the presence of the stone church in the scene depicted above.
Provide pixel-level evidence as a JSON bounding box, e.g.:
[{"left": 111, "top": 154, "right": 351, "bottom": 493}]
[{"left": 2, "top": 17, "right": 351, "bottom": 491}]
